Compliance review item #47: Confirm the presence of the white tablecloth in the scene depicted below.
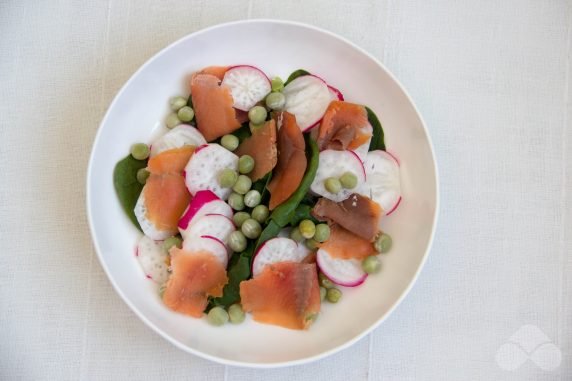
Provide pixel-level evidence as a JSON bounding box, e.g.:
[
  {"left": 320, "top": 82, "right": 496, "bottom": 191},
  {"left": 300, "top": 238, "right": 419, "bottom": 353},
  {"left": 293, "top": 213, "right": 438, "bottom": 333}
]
[{"left": 1, "top": 1, "right": 570, "bottom": 380}]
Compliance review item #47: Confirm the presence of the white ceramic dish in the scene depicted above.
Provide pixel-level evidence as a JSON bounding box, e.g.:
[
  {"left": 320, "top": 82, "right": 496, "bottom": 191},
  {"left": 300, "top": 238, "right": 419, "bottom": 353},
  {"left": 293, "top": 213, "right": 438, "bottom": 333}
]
[{"left": 87, "top": 19, "right": 438, "bottom": 368}]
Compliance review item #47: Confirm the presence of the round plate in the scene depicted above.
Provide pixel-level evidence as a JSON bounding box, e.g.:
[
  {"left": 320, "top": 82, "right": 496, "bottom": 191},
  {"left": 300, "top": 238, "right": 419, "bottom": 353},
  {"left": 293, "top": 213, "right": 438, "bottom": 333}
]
[{"left": 87, "top": 19, "right": 438, "bottom": 367}]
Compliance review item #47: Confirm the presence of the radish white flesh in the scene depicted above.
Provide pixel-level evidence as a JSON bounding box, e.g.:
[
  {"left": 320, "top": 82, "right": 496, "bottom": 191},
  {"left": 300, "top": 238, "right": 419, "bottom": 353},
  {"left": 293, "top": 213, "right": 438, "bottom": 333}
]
[
  {"left": 181, "top": 214, "right": 235, "bottom": 246},
  {"left": 316, "top": 248, "right": 367, "bottom": 287},
  {"left": 222, "top": 65, "right": 271, "bottom": 111},
  {"left": 178, "top": 190, "right": 232, "bottom": 230},
  {"left": 252, "top": 237, "right": 305, "bottom": 277},
  {"left": 136, "top": 236, "right": 169, "bottom": 284},
  {"left": 150, "top": 125, "right": 206, "bottom": 157},
  {"left": 184, "top": 143, "right": 239, "bottom": 200},
  {"left": 361, "top": 150, "right": 401, "bottom": 215},
  {"left": 182, "top": 235, "right": 228, "bottom": 268},
  {"left": 328, "top": 85, "right": 344, "bottom": 101},
  {"left": 278, "top": 228, "right": 312, "bottom": 258},
  {"left": 310, "top": 150, "right": 366, "bottom": 202},
  {"left": 134, "top": 192, "right": 176, "bottom": 241},
  {"left": 283, "top": 75, "right": 331, "bottom": 131}
]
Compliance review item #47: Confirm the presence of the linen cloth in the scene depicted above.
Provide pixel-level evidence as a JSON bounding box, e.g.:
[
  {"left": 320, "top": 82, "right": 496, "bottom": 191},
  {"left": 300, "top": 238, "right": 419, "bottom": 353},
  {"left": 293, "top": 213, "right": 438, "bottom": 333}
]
[{"left": 1, "top": 1, "right": 570, "bottom": 380}]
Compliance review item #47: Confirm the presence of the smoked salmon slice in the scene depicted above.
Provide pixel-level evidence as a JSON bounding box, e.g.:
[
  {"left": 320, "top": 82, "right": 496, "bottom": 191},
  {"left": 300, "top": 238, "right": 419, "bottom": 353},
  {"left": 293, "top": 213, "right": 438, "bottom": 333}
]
[
  {"left": 240, "top": 262, "right": 320, "bottom": 330},
  {"left": 317, "top": 101, "right": 372, "bottom": 151},
  {"left": 190, "top": 73, "right": 241, "bottom": 142},
  {"left": 143, "top": 173, "right": 190, "bottom": 234},
  {"left": 163, "top": 249, "right": 228, "bottom": 317},
  {"left": 317, "top": 224, "right": 375, "bottom": 260},
  {"left": 234, "top": 119, "right": 277, "bottom": 181},
  {"left": 267, "top": 112, "right": 307, "bottom": 210},
  {"left": 312, "top": 193, "right": 381, "bottom": 241},
  {"left": 147, "top": 146, "right": 194, "bottom": 174}
]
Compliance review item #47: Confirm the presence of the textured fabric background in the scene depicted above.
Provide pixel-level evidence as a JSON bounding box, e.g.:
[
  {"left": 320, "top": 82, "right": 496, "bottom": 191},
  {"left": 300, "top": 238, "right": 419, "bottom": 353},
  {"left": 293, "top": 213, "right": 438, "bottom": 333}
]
[{"left": 1, "top": 1, "right": 571, "bottom": 380}]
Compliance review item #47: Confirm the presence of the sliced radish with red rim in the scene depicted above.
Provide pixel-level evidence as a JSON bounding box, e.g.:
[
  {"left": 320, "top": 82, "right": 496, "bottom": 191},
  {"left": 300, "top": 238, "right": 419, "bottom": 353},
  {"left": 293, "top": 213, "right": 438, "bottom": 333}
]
[
  {"left": 178, "top": 190, "right": 232, "bottom": 230},
  {"left": 136, "top": 236, "right": 170, "bottom": 284},
  {"left": 328, "top": 85, "right": 344, "bottom": 101},
  {"left": 361, "top": 150, "right": 401, "bottom": 215},
  {"left": 252, "top": 237, "right": 306, "bottom": 277},
  {"left": 282, "top": 75, "right": 331, "bottom": 132},
  {"left": 316, "top": 248, "right": 367, "bottom": 287},
  {"left": 180, "top": 213, "right": 235, "bottom": 247},
  {"left": 182, "top": 235, "right": 229, "bottom": 268},
  {"left": 150, "top": 125, "right": 206, "bottom": 157},
  {"left": 310, "top": 149, "right": 366, "bottom": 202},
  {"left": 184, "top": 143, "right": 239, "bottom": 200},
  {"left": 221, "top": 65, "right": 271, "bottom": 111}
]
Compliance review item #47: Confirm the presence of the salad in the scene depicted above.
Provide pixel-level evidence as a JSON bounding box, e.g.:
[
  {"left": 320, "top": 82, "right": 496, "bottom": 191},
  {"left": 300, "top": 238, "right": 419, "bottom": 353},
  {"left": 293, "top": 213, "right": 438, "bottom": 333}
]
[{"left": 113, "top": 65, "right": 401, "bottom": 330}]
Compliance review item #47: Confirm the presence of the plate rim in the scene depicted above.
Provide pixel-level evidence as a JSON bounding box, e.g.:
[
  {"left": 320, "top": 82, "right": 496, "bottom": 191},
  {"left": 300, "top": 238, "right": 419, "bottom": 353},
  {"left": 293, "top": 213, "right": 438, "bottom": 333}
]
[{"left": 86, "top": 18, "right": 440, "bottom": 368}]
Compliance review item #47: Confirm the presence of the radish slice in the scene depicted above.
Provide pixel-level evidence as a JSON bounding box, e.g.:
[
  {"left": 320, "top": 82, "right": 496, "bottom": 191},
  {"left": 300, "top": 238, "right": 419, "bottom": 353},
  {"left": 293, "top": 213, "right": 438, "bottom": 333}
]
[
  {"left": 150, "top": 125, "right": 206, "bottom": 157},
  {"left": 353, "top": 140, "right": 371, "bottom": 163},
  {"left": 182, "top": 235, "right": 228, "bottom": 268},
  {"left": 136, "top": 236, "right": 169, "bottom": 284},
  {"left": 184, "top": 143, "right": 239, "bottom": 200},
  {"left": 134, "top": 192, "right": 176, "bottom": 240},
  {"left": 361, "top": 150, "right": 401, "bottom": 215},
  {"left": 310, "top": 150, "right": 366, "bottom": 202},
  {"left": 316, "top": 248, "right": 367, "bottom": 287},
  {"left": 180, "top": 213, "right": 235, "bottom": 246},
  {"left": 252, "top": 237, "right": 305, "bottom": 277},
  {"left": 278, "top": 228, "right": 312, "bottom": 258},
  {"left": 328, "top": 85, "right": 344, "bottom": 101},
  {"left": 221, "top": 65, "right": 271, "bottom": 111},
  {"left": 283, "top": 75, "right": 331, "bottom": 131},
  {"left": 178, "top": 190, "right": 232, "bottom": 230}
]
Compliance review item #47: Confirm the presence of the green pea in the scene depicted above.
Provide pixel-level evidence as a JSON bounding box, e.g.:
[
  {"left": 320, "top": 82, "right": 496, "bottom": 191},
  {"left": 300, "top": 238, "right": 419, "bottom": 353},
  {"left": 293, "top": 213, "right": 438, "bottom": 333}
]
[
  {"left": 241, "top": 218, "right": 262, "bottom": 239},
  {"left": 228, "top": 230, "right": 247, "bottom": 252},
  {"left": 248, "top": 105, "right": 267, "bottom": 124},
  {"left": 271, "top": 77, "right": 284, "bottom": 92},
  {"left": 221, "top": 134, "right": 239, "bottom": 151},
  {"left": 314, "top": 224, "right": 330, "bottom": 243},
  {"left": 228, "top": 303, "right": 246, "bottom": 324},
  {"left": 326, "top": 288, "right": 342, "bottom": 303},
  {"left": 130, "top": 143, "right": 150, "bottom": 160},
  {"left": 289, "top": 227, "right": 305, "bottom": 243},
  {"left": 320, "top": 287, "right": 327, "bottom": 301},
  {"left": 251, "top": 205, "right": 269, "bottom": 223},
  {"left": 305, "top": 238, "right": 319, "bottom": 251},
  {"left": 265, "top": 92, "right": 286, "bottom": 110},
  {"left": 232, "top": 175, "right": 252, "bottom": 195},
  {"left": 177, "top": 106, "right": 194, "bottom": 122},
  {"left": 318, "top": 273, "right": 334, "bottom": 289},
  {"left": 136, "top": 168, "right": 150, "bottom": 184},
  {"left": 299, "top": 219, "right": 316, "bottom": 239},
  {"left": 238, "top": 155, "right": 255, "bottom": 174},
  {"left": 228, "top": 192, "right": 245, "bottom": 211},
  {"left": 207, "top": 306, "right": 229, "bottom": 326},
  {"left": 324, "top": 177, "right": 342, "bottom": 194},
  {"left": 233, "top": 211, "right": 250, "bottom": 227},
  {"left": 362, "top": 256, "right": 381, "bottom": 274},
  {"left": 169, "top": 96, "right": 187, "bottom": 111},
  {"left": 218, "top": 168, "right": 238, "bottom": 188},
  {"left": 162, "top": 236, "right": 182, "bottom": 254},
  {"left": 244, "top": 190, "right": 261, "bottom": 208},
  {"left": 374, "top": 233, "right": 392, "bottom": 253},
  {"left": 339, "top": 172, "right": 358, "bottom": 189},
  {"left": 165, "top": 113, "right": 181, "bottom": 129}
]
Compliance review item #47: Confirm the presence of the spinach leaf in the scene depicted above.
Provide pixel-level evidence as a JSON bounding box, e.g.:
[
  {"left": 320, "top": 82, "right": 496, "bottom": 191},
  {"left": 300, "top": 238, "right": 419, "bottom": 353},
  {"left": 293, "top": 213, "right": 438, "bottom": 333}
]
[
  {"left": 255, "top": 219, "right": 282, "bottom": 251},
  {"left": 269, "top": 136, "right": 319, "bottom": 227},
  {"left": 208, "top": 245, "right": 253, "bottom": 309},
  {"left": 284, "top": 69, "right": 311, "bottom": 86},
  {"left": 113, "top": 155, "right": 147, "bottom": 231},
  {"left": 366, "top": 106, "right": 385, "bottom": 151},
  {"left": 233, "top": 123, "right": 252, "bottom": 143}
]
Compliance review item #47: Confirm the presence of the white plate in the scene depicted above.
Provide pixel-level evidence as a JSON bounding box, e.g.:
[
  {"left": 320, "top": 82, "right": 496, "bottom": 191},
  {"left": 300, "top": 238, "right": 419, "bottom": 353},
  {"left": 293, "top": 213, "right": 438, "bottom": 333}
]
[{"left": 86, "top": 19, "right": 438, "bottom": 368}]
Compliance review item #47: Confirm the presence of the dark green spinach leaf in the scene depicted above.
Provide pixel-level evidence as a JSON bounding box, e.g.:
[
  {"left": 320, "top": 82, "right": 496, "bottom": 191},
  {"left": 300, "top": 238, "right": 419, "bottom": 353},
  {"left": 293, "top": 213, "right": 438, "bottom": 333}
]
[{"left": 113, "top": 155, "right": 147, "bottom": 231}]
